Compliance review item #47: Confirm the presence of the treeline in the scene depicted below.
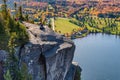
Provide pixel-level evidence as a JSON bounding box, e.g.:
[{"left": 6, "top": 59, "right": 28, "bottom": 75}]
[
  {"left": 73, "top": 8, "right": 120, "bottom": 35},
  {"left": 69, "top": 19, "right": 84, "bottom": 27},
  {"left": 98, "top": 12, "right": 120, "bottom": 18},
  {"left": 0, "top": 0, "right": 28, "bottom": 50},
  {"left": 0, "top": 0, "right": 30, "bottom": 80}
]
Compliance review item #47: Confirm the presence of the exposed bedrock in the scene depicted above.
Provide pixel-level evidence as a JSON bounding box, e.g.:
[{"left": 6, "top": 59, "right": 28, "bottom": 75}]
[{"left": 0, "top": 22, "right": 82, "bottom": 80}]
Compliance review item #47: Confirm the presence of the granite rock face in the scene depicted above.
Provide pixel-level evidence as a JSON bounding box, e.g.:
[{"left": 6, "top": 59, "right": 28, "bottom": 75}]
[
  {"left": 0, "top": 22, "right": 81, "bottom": 80},
  {"left": 0, "top": 50, "right": 7, "bottom": 80},
  {"left": 65, "top": 62, "right": 82, "bottom": 80}
]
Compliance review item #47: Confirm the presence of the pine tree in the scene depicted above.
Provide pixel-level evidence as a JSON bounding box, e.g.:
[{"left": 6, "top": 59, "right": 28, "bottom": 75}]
[
  {"left": 18, "top": 6, "right": 24, "bottom": 21},
  {"left": 2, "top": 0, "right": 8, "bottom": 19},
  {"left": 4, "top": 70, "right": 12, "bottom": 80},
  {"left": 14, "top": 2, "right": 17, "bottom": 17}
]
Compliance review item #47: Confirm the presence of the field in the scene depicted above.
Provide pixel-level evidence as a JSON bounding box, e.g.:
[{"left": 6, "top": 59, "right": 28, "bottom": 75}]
[
  {"left": 54, "top": 16, "right": 120, "bottom": 36},
  {"left": 54, "top": 18, "right": 80, "bottom": 34}
]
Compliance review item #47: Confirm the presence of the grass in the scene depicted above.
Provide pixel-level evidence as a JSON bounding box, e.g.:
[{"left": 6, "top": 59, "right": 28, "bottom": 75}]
[
  {"left": 54, "top": 18, "right": 80, "bottom": 34},
  {"left": 83, "top": 17, "right": 120, "bottom": 34},
  {"left": 54, "top": 17, "right": 120, "bottom": 37}
]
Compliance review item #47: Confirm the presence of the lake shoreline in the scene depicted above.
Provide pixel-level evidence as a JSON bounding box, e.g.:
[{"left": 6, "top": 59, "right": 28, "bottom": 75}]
[
  {"left": 73, "top": 33, "right": 120, "bottom": 80},
  {"left": 71, "top": 31, "right": 120, "bottom": 40}
]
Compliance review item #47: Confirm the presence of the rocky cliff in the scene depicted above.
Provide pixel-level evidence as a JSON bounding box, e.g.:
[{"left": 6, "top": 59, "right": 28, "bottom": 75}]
[{"left": 0, "top": 22, "right": 81, "bottom": 80}]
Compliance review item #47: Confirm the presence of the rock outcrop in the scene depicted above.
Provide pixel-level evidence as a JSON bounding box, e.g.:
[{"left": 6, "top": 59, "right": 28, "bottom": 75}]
[
  {"left": 65, "top": 62, "right": 81, "bottom": 80},
  {"left": 0, "top": 22, "right": 81, "bottom": 80},
  {"left": 0, "top": 50, "right": 7, "bottom": 80}
]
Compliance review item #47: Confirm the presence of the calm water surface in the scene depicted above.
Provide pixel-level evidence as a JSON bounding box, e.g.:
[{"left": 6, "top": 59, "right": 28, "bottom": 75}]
[{"left": 73, "top": 33, "right": 120, "bottom": 80}]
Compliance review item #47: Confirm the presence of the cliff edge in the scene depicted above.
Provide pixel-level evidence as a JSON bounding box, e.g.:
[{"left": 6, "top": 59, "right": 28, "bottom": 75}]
[{"left": 0, "top": 22, "right": 81, "bottom": 80}]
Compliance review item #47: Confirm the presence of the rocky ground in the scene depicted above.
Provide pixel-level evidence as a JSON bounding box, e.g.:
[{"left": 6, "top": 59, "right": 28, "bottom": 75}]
[{"left": 0, "top": 22, "right": 81, "bottom": 80}]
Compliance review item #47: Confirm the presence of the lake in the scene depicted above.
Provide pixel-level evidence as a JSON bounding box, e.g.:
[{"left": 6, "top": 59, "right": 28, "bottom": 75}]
[{"left": 73, "top": 33, "right": 120, "bottom": 80}]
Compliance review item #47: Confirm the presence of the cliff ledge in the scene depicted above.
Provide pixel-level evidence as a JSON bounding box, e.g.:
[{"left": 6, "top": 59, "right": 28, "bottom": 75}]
[{"left": 0, "top": 22, "right": 81, "bottom": 80}]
